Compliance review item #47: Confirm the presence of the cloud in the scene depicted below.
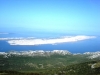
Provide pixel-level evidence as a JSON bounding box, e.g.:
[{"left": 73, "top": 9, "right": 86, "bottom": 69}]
[
  {"left": 0, "top": 37, "right": 35, "bottom": 40},
  {"left": 0, "top": 32, "right": 9, "bottom": 34},
  {"left": 5, "top": 35, "right": 96, "bottom": 45},
  {"left": 0, "top": 37, "right": 24, "bottom": 40}
]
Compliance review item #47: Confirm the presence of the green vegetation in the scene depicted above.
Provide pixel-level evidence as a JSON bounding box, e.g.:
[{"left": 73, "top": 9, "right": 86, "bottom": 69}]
[{"left": 0, "top": 54, "right": 100, "bottom": 75}]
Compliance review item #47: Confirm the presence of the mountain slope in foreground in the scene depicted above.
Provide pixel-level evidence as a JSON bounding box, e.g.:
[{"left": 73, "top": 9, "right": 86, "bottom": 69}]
[{"left": 0, "top": 50, "right": 100, "bottom": 75}]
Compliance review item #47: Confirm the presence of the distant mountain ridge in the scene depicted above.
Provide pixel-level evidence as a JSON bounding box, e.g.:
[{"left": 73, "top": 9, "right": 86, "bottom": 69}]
[{"left": 0, "top": 50, "right": 100, "bottom": 59}]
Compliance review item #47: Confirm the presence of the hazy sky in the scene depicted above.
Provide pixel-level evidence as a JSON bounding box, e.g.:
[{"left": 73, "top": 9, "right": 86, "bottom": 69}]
[{"left": 0, "top": 0, "right": 100, "bottom": 35}]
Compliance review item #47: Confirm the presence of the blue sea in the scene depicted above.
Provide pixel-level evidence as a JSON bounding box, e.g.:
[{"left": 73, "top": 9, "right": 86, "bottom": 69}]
[{"left": 0, "top": 32, "right": 100, "bottom": 53}]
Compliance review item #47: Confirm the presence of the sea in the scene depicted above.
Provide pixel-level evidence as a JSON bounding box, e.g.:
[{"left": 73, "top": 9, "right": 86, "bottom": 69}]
[{"left": 0, "top": 32, "right": 100, "bottom": 53}]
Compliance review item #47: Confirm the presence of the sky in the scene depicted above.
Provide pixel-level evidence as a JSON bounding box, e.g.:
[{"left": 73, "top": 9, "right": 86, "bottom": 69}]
[{"left": 0, "top": 0, "right": 100, "bottom": 35}]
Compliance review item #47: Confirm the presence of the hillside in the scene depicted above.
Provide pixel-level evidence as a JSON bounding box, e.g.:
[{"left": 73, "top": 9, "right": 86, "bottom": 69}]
[
  {"left": 0, "top": 60, "right": 100, "bottom": 75},
  {"left": 0, "top": 50, "right": 100, "bottom": 75}
]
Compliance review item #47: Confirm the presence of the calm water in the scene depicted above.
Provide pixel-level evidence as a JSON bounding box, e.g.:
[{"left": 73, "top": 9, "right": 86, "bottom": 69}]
[{"left": 0, "top": 32, "right": 100, "bottom": 53}]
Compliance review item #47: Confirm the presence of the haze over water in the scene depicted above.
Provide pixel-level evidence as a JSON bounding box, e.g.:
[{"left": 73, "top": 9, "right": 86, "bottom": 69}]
[{"left": 0, "top": 0, "right": 100, "bottom": 53}]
